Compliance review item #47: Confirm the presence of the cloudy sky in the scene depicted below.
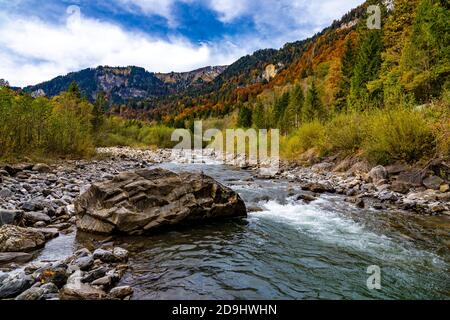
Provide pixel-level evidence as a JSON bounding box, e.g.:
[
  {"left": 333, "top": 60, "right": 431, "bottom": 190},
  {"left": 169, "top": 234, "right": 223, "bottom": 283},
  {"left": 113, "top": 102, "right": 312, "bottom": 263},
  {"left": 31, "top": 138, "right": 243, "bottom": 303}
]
[{"left": 0, "top": 0, "right": 364, "bottom": 87}]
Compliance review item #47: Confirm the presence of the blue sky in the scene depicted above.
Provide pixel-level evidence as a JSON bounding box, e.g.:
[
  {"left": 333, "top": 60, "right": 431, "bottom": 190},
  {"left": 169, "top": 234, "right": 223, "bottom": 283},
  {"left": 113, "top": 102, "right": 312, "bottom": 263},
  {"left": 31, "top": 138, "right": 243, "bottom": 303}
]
[{"left": 0, "top": 0, "right": 364, "bottom": 87}]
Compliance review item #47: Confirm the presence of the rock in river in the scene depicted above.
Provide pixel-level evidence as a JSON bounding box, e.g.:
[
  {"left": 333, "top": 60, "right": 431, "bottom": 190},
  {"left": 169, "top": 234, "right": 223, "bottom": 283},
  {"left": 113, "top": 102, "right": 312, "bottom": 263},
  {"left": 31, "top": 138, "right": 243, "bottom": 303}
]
[
  {"left": 0, "top": 225, "right": 46, "bottom": 252},
  {"left": 75, "top": 168, "right": 247, "bottom": 235}
]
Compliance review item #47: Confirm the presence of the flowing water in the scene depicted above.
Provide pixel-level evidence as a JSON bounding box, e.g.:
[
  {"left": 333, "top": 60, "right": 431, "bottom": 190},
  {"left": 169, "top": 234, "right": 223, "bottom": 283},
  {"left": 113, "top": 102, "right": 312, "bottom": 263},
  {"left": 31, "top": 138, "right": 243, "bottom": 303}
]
[{"left": 39, "top": 160, "right": 450, "bottom": 300}]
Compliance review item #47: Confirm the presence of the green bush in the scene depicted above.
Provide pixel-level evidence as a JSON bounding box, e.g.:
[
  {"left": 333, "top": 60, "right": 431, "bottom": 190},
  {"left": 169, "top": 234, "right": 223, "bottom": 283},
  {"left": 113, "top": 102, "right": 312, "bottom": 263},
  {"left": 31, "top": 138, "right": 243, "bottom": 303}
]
[
  {"left": 325, "top": 112, "right": 365, "bottom": 156},
  {"left": 281, "top": 120, "right": 327, "bottom": 159},
  {"left": 362, "top": 108, "right": 436, "bottom": 164}
]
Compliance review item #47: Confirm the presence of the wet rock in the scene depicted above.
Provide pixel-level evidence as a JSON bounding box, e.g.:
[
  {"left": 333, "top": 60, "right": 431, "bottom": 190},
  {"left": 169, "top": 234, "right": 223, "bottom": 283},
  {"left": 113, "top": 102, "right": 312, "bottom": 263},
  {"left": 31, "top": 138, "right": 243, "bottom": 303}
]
[
  {"left": 60, "top": 270, "right": 107, "bottom": 300},
  {"left": 109, "top": 286, "right": 134, "bottom": 300},
  {"left": 295, "top": 194, "right": 317, "bottom": 203},
  {"left": 423, "top": 176, "right": 444, "bottom": 191},
  {"left": 75, "top": 168, "right": 247, "bottom": 235},
  {"left": 247, "top": 205, "right": 264, "bottom": 213},
  {"left": 0, "top": 271, "right": 34, "bottom": 299},
  {"left": 15, "top": 286, "right": 45, "bottom": 300},
  {"left": 112, "top": 247, "right": 129, "bottom": 262},
  {"left": 41, "top": 282, "right": 59, "bottom": 294},
  {"left": 0, "top": 210, "right": 23, "bottom": 227},
  {"left": 0, "top": 252, "right": 33, "bottom": 264},
  {"left": 72, "top": 256, "right": 94, "bottom": 271},
  {"left": 81, "top": 267, "right": 108, "bottom": 284},
  {"left": 93, "top": 249, "right": 116, "bottom": 263},
  {"left": 356, "top": 199, "right": 366, "bottom": 209},
  {"left": 91, "top": 275, "right": 113, "bottom": 288},
  {"left": 368, "top": 166, "right": 388, "bottom": 183},
  {"left": 35, "top": 267, "right": 68, "bottom": 289},
  {"left": 0, "top": 225, "right": 46, "bottom": 252}
]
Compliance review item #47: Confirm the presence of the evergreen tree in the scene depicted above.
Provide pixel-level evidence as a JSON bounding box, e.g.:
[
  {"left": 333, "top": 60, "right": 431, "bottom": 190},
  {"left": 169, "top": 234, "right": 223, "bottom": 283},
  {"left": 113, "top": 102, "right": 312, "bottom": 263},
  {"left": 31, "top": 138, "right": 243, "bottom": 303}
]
[
  {"left": 399, "top": 0, "right": 450, "bottom": 102},
  {"left": 334, "top": 38, "right": 355, "bottom": 111},
  {"left": 92, "top": 91, "right": 107, "bottom": 131},
  {"left": 303, "top": 81, "right": 324, "bottom": 122},
  {"left": 237, "top": 104, "right": 253, "bottom": 128},
  {"left": 273, "top": 92, "right": 290, "bottom": 128},
  {"left": 253, "top": 102, "right": 266, "bottom": 129},
  {"left": 349, "top": 30, "right": 384, "bottom": 110},
  {"left": 282, "top": 84, "right": 304, "bottom": 134},
  {"left": 68, "top": 81, "right": 82, "bottom": 100}
]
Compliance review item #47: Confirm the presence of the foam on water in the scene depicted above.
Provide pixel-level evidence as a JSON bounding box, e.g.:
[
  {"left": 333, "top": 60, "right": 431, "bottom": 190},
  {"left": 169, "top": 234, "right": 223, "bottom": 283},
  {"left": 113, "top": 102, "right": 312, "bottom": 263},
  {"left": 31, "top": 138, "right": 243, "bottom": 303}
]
[{"left": 251, "top": 199, "right": 446, "bottom": 267}]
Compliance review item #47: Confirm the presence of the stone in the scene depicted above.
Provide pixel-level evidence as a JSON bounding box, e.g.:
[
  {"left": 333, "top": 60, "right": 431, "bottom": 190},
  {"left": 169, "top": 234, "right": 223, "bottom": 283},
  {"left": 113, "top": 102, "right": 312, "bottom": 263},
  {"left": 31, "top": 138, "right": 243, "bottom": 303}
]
[
  {"left": 36, "top": 267, "right": 69, "bottom": 289},
  {"left": 378, "top": 191, "right": 398, "bottom": 202},
  {"left": 347, "top": 160, "right": 371, "bottom": 175},
  {"left": 60, "top": 271, "right": 107, "bottom": 300},
  {"left": 0, "top": 210, "right": 23, "bottom": 226},
  {"left": 0, "top": 225, "right": 46, "bottom": 252},
  {"left": 109, "top": 286, "right": 134, "bottom": 300},
  {"left": 113, "top": 247, "right": 129, "bottom": 262},
  {"left": 302, "top": 182, "right": 335, "bottom": 194},
  {"left": 423, "top": 176, "right": 444, "bottom": 191},
  {"left": 390, "top": 181, "right": 410, "bottom": 194},
  {"left": 295, "top": 194, "right": 317, "bottom": 203},
  {"left": 0, "top": 188, "right": 13, "bottom": 198},
  {"left": 91, "top": 275, "right": 112, "bottom": 287},
  {"left": 396, "top": 170, "right": 424, "bottom": 188},
  {"left": 93, "top": 248, "right": 116, "bottom": 263},
  {"left": 24, "top": 211, "right": 52, "bottom": 224},
  {"left": 81, "top": 267, "right": 108, "bottom": 284},
  {"left": 74, "top": 248, "right": 91, "bottom": 258},
  {"left": 440, "top": 184, "right": 449, "bottom": 193},
  {"left": 73, "top": 256, "right": 94, "bottom": 271},
  {"left": 21, "top": 202, "right": 43, "bottom": 212},
  {"left": 15, "top": 286, "right": 45, "bottom": 300},
  {"left": 311, "top": 162, "right": 334, "bottom": 173},
  {"left": 368, "top": 166, "right": 388, "bottom": 183},
  {"left": 0, "top": 252, "right": 33, "bottom": 264},
  {"left": 75, "top": 169, "right": 247, "bottom": 235},
  {"left": 0, "top": 271, "right": 34, "bottom": 299},
  {"left": 30, "top": 227, "right": 59, "bottom": 240},
  {"left": 32, "top": 163, "right": 52, "bottom": 173},
  {"left": 385, "top": 163, "right": 409, "bottom": 176},
  {"left": 41, "top": 282, "right": 59, "bottom": 294}
]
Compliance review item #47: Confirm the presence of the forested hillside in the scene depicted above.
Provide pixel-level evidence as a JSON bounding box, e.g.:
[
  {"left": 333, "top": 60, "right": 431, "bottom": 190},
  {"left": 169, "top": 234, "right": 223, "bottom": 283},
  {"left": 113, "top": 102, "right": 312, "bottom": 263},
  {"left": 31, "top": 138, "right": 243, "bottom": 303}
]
[{"left": 2, "top": 0, "right": 449, "bottom": 165}]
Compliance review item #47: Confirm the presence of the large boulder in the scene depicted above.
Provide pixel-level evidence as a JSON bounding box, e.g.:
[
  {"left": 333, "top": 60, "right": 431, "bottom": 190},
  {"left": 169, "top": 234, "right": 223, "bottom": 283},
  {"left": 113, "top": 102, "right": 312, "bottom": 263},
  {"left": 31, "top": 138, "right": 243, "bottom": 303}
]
[
  {"left": 75, "top": 169, "right": 247, "bottom": 235},
  {"left": 0, "top": 225, "right": 46, "bottom": 252}
]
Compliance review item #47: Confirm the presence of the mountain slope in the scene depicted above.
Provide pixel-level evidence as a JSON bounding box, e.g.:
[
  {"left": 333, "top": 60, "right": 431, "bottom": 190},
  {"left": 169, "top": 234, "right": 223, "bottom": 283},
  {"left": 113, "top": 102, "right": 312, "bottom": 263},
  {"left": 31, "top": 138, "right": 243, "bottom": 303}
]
[{"left": 24, "top": 65, "right": 227, "bottom": 103}]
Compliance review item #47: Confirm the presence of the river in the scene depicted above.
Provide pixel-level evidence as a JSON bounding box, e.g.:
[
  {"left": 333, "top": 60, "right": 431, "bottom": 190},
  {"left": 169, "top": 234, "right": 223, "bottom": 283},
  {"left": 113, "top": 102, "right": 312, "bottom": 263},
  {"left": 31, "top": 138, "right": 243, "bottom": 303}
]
[{"left": 37, "top": 158, "right": 450, "bottom": 300}]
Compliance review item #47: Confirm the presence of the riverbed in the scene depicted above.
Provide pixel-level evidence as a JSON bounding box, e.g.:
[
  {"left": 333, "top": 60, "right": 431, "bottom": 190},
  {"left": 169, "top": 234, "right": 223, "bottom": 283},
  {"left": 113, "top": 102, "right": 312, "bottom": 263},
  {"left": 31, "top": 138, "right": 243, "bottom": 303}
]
[{"left": 33, "top": 156, "right": 450, "bottom": 300}]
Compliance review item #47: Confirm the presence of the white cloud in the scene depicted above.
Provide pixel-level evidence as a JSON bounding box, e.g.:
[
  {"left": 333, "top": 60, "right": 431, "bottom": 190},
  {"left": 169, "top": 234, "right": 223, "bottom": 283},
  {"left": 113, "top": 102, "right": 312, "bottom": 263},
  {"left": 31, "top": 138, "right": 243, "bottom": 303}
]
[
  {"left": 118, "top": 0, "right": 176, "bottom": 24},
  {"left": 208, "top": 0, "right": 248, "bottom": 23},
  {"left": 0, "top": 14, "right": 245, "bottom": 87}
]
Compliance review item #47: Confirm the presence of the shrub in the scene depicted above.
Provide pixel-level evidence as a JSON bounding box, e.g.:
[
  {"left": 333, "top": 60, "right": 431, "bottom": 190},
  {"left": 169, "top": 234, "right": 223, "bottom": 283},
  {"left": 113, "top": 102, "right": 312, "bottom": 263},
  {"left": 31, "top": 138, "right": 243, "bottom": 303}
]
[
  {"left": 281, "top": 120, "right": 328, "bottom": 159},
  {"left": 362, "top": 108, "right": 436, "bottom": 165},
  {"left": 325, "top": 112, "right": 365, "bottom": 156}
]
